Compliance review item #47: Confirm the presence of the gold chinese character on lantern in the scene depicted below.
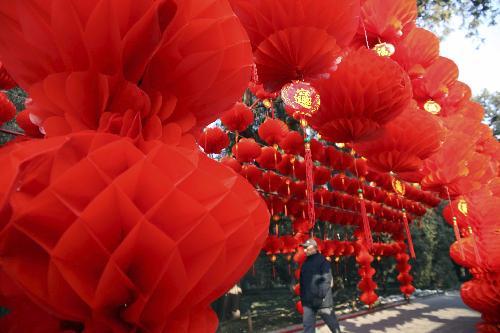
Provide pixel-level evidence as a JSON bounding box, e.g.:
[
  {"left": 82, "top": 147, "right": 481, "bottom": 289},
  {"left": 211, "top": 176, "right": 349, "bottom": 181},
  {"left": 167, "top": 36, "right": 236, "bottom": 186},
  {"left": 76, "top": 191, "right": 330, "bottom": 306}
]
[
  {"left": 294, "top": 88, "right": 313, "bottom": 110},
  {"left": 281, "top": 81, "right": 320, "bottom": 120},
  {"left": 457, "top": 199, "right": 468, "bottom": 216},
  {"left": 373, "top": 42, "right": 395, "bottom": 57},
  {"left": 424, "top": 100, "right": 441, "bottom": 115},
  {"left": 392, "top": 178, "right": 406, "bottom": 196}
]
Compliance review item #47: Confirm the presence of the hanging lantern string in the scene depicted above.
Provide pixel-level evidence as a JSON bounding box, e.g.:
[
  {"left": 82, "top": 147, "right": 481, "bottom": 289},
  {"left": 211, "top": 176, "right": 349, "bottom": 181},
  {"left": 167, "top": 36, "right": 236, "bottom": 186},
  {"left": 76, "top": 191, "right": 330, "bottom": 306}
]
[
  {"left": 444, "top": 186, "right": 465, "bottom": 260},
  {"left": 252, "top": 168, "right": 419, "bottom": 222},
  {"left": 222, "top": 128, "right": 438, "bottom": 208},
  {"left": 360, "top": 19, "right": 370, "bottom": 49},
  {"left": 0, "top": 127, "right": 25, "bottom": 136},
  {"left": 256, "top": 189, "right": 409, "bottom": 237},
  {"left": 246, "top": 160, "right": 421, "bottom": 222},
  {"left": 350, "top": 146, "right": 373, "bottom": 250}
]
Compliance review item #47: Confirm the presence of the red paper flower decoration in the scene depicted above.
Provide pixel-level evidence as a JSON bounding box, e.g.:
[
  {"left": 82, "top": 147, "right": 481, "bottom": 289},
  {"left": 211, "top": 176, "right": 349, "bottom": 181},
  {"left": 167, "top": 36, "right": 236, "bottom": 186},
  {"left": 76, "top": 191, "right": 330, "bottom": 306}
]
[
  {"left": 198, "top": 127, "right": 229, "bottom": 154},
  {"left": 421, "top": 132, "right": 494, "bottom": 198},
  {"left": 0, "top": 132, "right": 269, "bottom": 332},
  {"left": 220, "top": 102, "right": 254, "bottom": 133},
  {"left": 0, "top": 0, "right": 253, "bottom": 137},
  {"left": 392, "top": 28, "right": 439, "bottom": 78},
  {"left": 412, "top": 57, "right": 458, "bottom": 110},
  {"left": 230, "top": 0, "right": 360, "bottom": 92},
  {"left": 310, "top": 48, "right": 412, "bottom": 143},
  {"left": 356, "top": 0, "right": 417, "bottom": 44}
]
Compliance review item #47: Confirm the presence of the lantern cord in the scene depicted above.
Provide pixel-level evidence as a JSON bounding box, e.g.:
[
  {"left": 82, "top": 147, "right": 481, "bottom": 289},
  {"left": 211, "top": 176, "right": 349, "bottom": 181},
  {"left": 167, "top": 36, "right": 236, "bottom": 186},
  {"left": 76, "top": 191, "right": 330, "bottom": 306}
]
[
  {"left": 0, "top": 127, "right": 25, "bottom": 136},
  {"left": 360, "top": 20, "right": 370, "bottom": 49},
  {"left": 444, "top": 187, "right": 465, "bottom": 260},
  {"left": 402, "top": 210, "right": 416, "bottom": 259},
  {"left": 351, "top": 147, "right": 373, "bottom": 250}
]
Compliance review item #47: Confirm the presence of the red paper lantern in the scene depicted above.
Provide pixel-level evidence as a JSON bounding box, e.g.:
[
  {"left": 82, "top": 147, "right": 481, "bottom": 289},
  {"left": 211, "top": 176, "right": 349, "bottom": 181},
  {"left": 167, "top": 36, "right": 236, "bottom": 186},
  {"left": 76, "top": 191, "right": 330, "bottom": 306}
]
[
  {"left": 313, "top": 166, "right": 331, "bottom": 186},
  {"left": 198, "top": 127, "right": 229, "bottom": 154},
  {"left": 0, "top": 61, "right": 16, "bottom": 89},
  {"left": 295, "top": 301, "right": 304, "bottom": 315},
  {"left": 220, "top": 102, "right": 254, "bottom": 133},
  {"left": 240, "top": 164, "right": 263, "bottom": 186},
  {"left": 258, "top": 118, "right": 289, "bottom": 145},
  {"left": 310, "top": 48, "right": 412, "bottom": 143},
  {"left": 15, "top": 110, "right": 43, "bottom": 138},
  {"left": 356, "top": 0, "right": 417, "bottom": 45},
  {"left": 0, "top": 271, "right": 70, "bottom": 333},
  {"left": 355, "top": 102, "right": 445, "bottom": 175},
  {"left": 412, "top": 57, "right": 459, "bottom": 113},
  {"left": 220, "top": 156, "right": 242, "bottom": 173},
  {"left": 279, "top": 131, "right": 305, "bottom": 155},
  {"left": 0, "top": 92, "right": 16, "bottom": 125},
  {"left": 0, "top": 132, "right": 269, "bottom": 332},
  {"left": 256, "top": 146, "right": 282, "bottom": 170},
  {"left": 232, "top": 138, "right": 262, "bottom": 163}
]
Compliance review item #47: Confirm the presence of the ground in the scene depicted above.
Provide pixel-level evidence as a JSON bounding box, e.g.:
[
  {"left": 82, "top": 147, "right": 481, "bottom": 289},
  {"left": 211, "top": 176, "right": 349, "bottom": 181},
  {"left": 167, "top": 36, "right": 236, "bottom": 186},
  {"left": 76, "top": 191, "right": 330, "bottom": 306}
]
[{"left": 274, "top": 292, "right": 480, "bottom": 333}]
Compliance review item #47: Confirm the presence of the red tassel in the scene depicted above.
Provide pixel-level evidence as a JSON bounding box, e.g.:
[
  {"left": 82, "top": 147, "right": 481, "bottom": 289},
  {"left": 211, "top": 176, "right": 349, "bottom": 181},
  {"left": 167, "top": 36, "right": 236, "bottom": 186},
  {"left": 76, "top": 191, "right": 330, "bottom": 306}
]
[
  {"left": 402, "top": 210, "right": 416, "bottom": 259},
  {"left": 452, "top": 217, "right": 465, "bottom": 260},
  {"left": 275, "top": 223, "right": 279, "bottom": 236},
  {"left": 468, "top": 226, "right": 482, "bottom": 266},
  {"left": 304, "top": 142, "right": 316, "bottom": 227},
  {"left": 358, "top": 190, "right": 373, "bottom": 250}
]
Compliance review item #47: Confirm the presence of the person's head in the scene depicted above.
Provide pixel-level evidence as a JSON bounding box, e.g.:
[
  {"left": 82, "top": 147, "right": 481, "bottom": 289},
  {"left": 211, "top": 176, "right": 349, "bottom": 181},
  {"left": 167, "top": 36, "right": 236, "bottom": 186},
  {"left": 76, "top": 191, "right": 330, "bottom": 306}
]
[{"left": 302, "top": 238, "right": 318, "bottom": 256}]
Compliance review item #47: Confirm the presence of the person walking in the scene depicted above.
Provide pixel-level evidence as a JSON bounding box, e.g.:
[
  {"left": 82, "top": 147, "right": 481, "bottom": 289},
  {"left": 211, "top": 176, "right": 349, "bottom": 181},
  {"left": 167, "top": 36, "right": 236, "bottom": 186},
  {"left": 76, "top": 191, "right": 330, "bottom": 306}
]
[{"left": 300, "top": 239, "right": 341, "bottom": 333}]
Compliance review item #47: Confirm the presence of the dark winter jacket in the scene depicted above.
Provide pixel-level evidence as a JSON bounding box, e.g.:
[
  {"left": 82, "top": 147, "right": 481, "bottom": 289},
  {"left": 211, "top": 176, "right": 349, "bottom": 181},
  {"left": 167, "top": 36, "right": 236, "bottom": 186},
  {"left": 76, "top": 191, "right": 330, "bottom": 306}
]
[{"left": 300, "top": 253, "right": 334, "bottom": 309}]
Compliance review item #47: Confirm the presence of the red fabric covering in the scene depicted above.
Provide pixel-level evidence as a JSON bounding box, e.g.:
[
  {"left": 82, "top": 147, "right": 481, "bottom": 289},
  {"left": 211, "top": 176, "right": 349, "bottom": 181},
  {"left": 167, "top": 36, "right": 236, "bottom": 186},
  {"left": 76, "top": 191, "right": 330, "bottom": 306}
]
[
  {"left": 310, "top": 48, "right": 412, "bottom": 143},
  {"left": 0, "top": 132, "right": 269, "bottom": 332}
]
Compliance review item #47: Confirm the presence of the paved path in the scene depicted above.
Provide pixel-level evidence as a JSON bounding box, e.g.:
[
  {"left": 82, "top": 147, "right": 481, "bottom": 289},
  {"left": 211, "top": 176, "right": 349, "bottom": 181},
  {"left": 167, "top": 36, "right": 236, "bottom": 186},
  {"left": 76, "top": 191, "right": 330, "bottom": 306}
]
[
  {"left": 336, "top": 293, "right": 480, "bottom": 333},
  {"left": 277, "top": 293, "right": 480, "bottom": 333}
]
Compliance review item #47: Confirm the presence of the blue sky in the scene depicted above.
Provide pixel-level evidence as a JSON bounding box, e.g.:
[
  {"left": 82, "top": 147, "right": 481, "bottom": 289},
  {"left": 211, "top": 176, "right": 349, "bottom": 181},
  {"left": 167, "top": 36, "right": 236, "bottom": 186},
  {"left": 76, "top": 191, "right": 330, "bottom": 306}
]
[{"left": 439, "top": 22, "right": 500, "bottom": 95}]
